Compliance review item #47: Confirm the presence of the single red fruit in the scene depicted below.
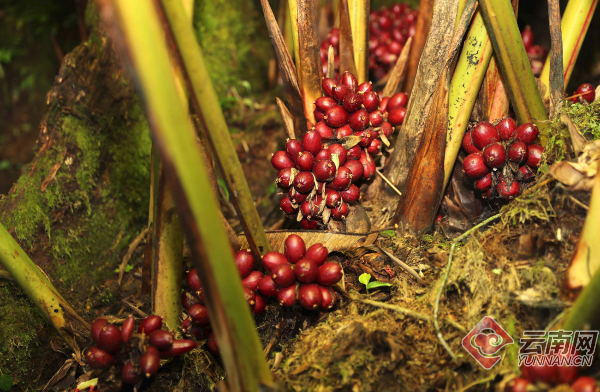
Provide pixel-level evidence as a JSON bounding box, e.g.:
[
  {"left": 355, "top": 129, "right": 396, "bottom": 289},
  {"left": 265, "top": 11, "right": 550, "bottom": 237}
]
[
  {"left": 379, "top": 96, "right": 390, "bottom": 112},
  {"left": 242, "top": 270, "right": 264, "bottom": 291},
  {"left": 497, "top": 179, "right": 520, "bottom": 200},
  {"left": 298, "top": 284, "right": 323, "bottom": 310},
  {"left": 85, "top": 346, "right": 115, "bottom": 369},
  {"left": 159, "top": 339, "right": 198, "bottom": 358},
  {"left": 521, "top": 26, "right": 534, "bottom": 50},
  {"left": 347, "top": 145, "right": 361, "bottom": 160},
  {"left": 314, "top": 108, "right": 325, "bottom": 122},
  {"left": 576, "top": 83, "right": 596, "bottom": 103},
  {"left": 315, "top": 148, "right": 332, "bottom": 161},
  {"left": 149, "top": 330, "right": 174, "bottom": 351},
  {"left": 284, "top": 234, "right": 306, "bottom": 263},
  {"left": 515, "top": 123, "right": 539, "bottom": 145},
  {"left": 234, "top": 249, "right": 254, "bottom": 277},
  {"left": 243, "top": 287, "right": 256, "bottom": 306},
  {"left": 349, "top": 109, "right": 370, "bottom": 131},
  {"left": 335, "top": 124, "right": 353, "bottom": 139},
  {"left": 324, "top": 106, "right": 349, "bottom": 127},
  {"left": 526, "top": 44, "right": 545, "bottom": 60},
  {"left": 285, "top": 139, "right": 303, "bottom": 162},
  {"left": 258, "top": 275, "right": 279, "bottom": 297},
  {"left": 305, "top": 244, "right": 328, "bottom": 266},
  {"left": 186, "top": 268, "right": 202, "bottom": 291},
  {"left": 471, "top": 122, "right": 501, "bottom": 149},
  {"left": 188, "top": 304, "right": 210, "bottom": 325},
  {"left": 367, "top": 139, "right": 382, "bottom": 155},
  {"left": 343, "top": 160, "right": 364, "bottom": 182},
  {"left": 314, "top": 122, "right": 335, "bottom": 141},
  {"left": 342, "top": 92, "right": 363, "bottom": 112},
  {"left": 296, "top": 151, "right": 316, "bottom": 171},
  {"left": 388, "top": 107, "right": 406, "bottom": 126},
  {"left": 362, "top": 91, "right": 380, "bottom": 112},
  {"left": 253, "top": 294, "right": 266, "bottom": 314},
  {"left": 381, "top": 121, "right": 393, "bottom": 138},
  {"left": 91, "top": 318, "right": 107, "bottom": 343},
  {"left": 293, "top": 170, "right": 315, "bottom": 193},
  {"left": 475, "top": 173, "right": 492, "bottom": 191},
  {"left": 357, "top": 81, "right": 372, "bottom": 94},
  {"left": 98, "top": 324, "right": 122, "bottom": 354},
  {"left": 388, "top": 92, "right": 408, "bottom": 110},
  {"left": 526, "top": 144, "right": 543, "bottom": 167},
  {"left": 463, "top": 152, "right": 489, "bottom": 179},
  {"left": 313, "top": 159, "right": 336, "bottom": 182},
  {"left": 289, "top": 188, "right": 308, "bottom": 203},
  {"left": 294, "top": 259, "right": 319, "bottom": 283},
  {"left": 315, "top": 96, "right": 338, "bottom": 112},
  {"left": 319, "top": 286, "right": 336, "bottom": 309},
  {"left": 141, "top": 346, "right": 160, "bottom": 377},
  {"left": 507, "top": 142, "right": 528, "bottom": 163},
  {"left": 325, "top": 189, "right": 342, "bottom": 208},
  {"left": 277, "top": 168, "right": 294, "bottom": 188},
  {"left": 462, "top": 130, "right": 480, "bottom": 154},
  {"left": 496, "top": 118, "right": 517, "bottom": 140},
  {"left": 317, "top": 262, "right": 343, "bottom": 286},
  {"left": 571, "top": 376, "right": 599, "bottom": 392},
  {"left": 341, "top": 184, "right": 360, "bottom": 203},
  {"left": 332, "top": 84, "right": 350, "bottom": 102},
  {"left": 330, "top": 166, "right": 353, "bottom": 191},
  {"left": 272, "top": 263, "right": 296, "bottom": 287},
  {"left": 122, "top": 362, "right": 140, "bottom": 385},
  {"left": 482, "top": 143, "right": 506, "bottom": 169},
  {"left": 354, "top": 129, "right": 374, "bottom": 147},
  {"left": 341, "top": 72, "right": 358, "bottom": 92},
  {"left": 519, "top": 165, "right": 536, "bottom": 181},
  {"left": 369, "top": 110, "right": 384, "bottom": 127},
  {"left": 300, "top": 199, "right": 319, "bottom": 219},
  {"left": 328, "top": 144, "right": 347, "bottom": 165},
  {"left": 303, "top": 130, "right": 322, "bottom": 156},
  {"left": 121, "top": 315, "right": 135, "bottom": 343},
  {"left": 503, "top": 377, "right": 529, "bottom": 392},
  {"left": 360, "top": 151, "right": 376, "bottom": 179},
  {"left": 331, "top": 203, "right": 349, "bottom": 220},
  {"left": 278, "top": 283, "right": 298, "bottom": 307},
  {"left": 280, "top": 196, "right": 298, "bottom": 215},
  {"left": 301, "top": 219, "right": 319, "bottom": 230},
  {"left": 322, "top": 78, "right": 336, "bottom": 96},
  {"left": 272, "top": 150, "right": 295, "bottom": 171}
]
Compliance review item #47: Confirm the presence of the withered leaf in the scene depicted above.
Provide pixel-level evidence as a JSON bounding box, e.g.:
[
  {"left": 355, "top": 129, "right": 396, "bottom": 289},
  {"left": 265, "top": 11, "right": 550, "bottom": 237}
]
[{"left": 237, "top": 230, "right": 379, "bottom": 253}]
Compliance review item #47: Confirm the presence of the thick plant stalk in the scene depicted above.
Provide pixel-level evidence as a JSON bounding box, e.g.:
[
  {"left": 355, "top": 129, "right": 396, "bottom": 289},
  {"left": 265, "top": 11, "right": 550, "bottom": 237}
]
[
  {"left": 540, "top": 0, "right": 598, "bottom": 100},
  {"left": 339, "top": 0, "right": 358, "bottom": 76},
  {"left": 348, "top": 0, "right": 369, "bottom": 83},
  {"left": 288, "top": 0, "right": 300, "bottom": 63},
  {"left": 100, "top": 0, "right": 274, "bottom": 390},
  {"left": 487, "top": 58, "right": 510, "bottom": 122},
  {"left": 0, "top": 223, "right": 90, "bottom": 351},
  {"left": 157, "top": 0, "right": 272, "bottom": 258},
  {"left": 443, "top": 10, "right": 493, "bottom": 190},
  {"left": 479, "top": 0, "right": 549, "bottom": 140},
  {"left": 547, "top": 0, "right": 564, "bottom": 119},
  {"left": 404, "top": 0, "right": 434, "bottom": 95}
]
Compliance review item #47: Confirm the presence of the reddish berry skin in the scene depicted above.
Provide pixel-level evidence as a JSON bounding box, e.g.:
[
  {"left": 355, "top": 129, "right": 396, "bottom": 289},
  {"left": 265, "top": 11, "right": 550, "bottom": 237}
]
[
  {"left": 141, "top": 346, "right": 161, "bottom": 377},
  {"left": 277, "top": 168, "right": 294, "bottom": 188},
  {"left": 462, "top": 130, "right": 480, "bottom": 154},
  {"left": 278, "top": 283, "right": 298, "bottom": 307},
  {"left": 576, "top": 83, "right": 596, "bottom": 103},
  {"left": 463, "top": 152, "right": 490, "bottom": 179},
  {"left": 149, "top": 330, "right": 174, "bottom": 350},
  {"left": 475, "top": 173, "right": 492, "bottom": 191},
  {"left": 188, "top": 304, "right": 210, "bottom": 325},
  {"left": 208, "top": 333, "right": 219, "bottom": 355},
  {"left": 332, "top": 84, "right": 350, "bottom": 102},
  {"left": 284, "top": 234, "right": 306, "bottom": 263},
  {"left": 388, "top": 92, "right": 408, "bottom": 110},
  {"left": 571, "top": 376, "right": 599, "bottom": 392},
  {"left": 313, "top": 159, "right": 336, "bottom": 182},
  {"left": 497, "top": 179, "right": 520, "bottom": 200},
  {"left": 388, "top": 107, "right": 406, "bottom": 126},
  {"left": 330, "top": 166, "right": 353, "bottom": 191},
  {"left": 471, "top": 122, "right": 501, "bottom": 149},
  {"left": 319, "top": 286, "right": 336, "bottom": 309},
  {"left": 242, "top": 270, "right": 264, "bottom": 291},
  {"left": 503, "top": 377, "right": 529, "bottom": 392},
  {"left": 526, "top": 44, "right": 545, "bottom": 60},
  {"left": 314, "top": 108, "right": 325, "bottom": 122},
  {"left": 381, "top": 121, "right": 394, "bottom": 138},
  {"left": 293, "top": 170, "right": 315, "bottom": 193},
  {"left": 303, "top": 130, "right": 322, "bottom": 156},
  {"left": 367, "top": 139, "right": 382, "bottom": 155},
  {"left": 362, "top": 91, "right": 380, "bottom": 112},
  {"left": 360, "top": 151, "right": 376, "bottom": 179},
  {"left": 258, "top": 275, "right": 279, "bottom": 297},
  {"left": 496, "top": 118, "right": 517, "bottom": 140},
  {"left": 315, "top": 149, "right": 332, "bottom": 162},
  {"left": 305, "top": 244, "right": 328, "bottom": 265},
  {"left": 357, "top": 81, "right": 372, "bottom": 94},
  {"left": 98, "top": 324, "right": 122, "bottom": 354},
  {"left": 300, "top": 199, "right": 318, "bottom": 219},
  {"left": 369, "top": 110, "right": 384, "bottom": 127},
  {"left": 91, "top": 318, "right": 107, "bottom": 343},
  {"left": 322, "top": 78, "right": 336, "bottom": 96},
  {"left": 325, "top": 188, "right": 342, "bottom": 208},
  {"left": 343, "top": 160, "right": 364, "bottom": 182},
  {"left": 272, "top": 151, "right": 296, "bottom": 171},
  {"left": 296, "top": 151, "right": 315, "bottom": 171},
  {"left": 314, "top": 122, "right": 335, "bottom": 140},
  {"left": 349, "top": 109, "right": 370, "bottom": 131},
  {"left": 234, "top": 249, "right": 254, "bottom": 277},
  {"left": 355, "top": 129, "right": 374, "bottom": 147},
  {"left": 272, "top": 263, "right": 296, "bottom": 287},
  {"left": 315, "top": 96, "right": 338, "bottom": 112},
  {"left": 325, "top": 106, "right": 349, "bottom": 127},
  {"left": 121, "top": 315, "right": 135, "bottom": 343},
  {"left": 85, "top": 346, "right": 115, "bottom": 369},
  {"left": 289, "top": 188, "right": 308, "bottom": 203},
  {"left": 515, "top": 123, "right": 539, "bottom": 145},
  {"left": 521, "top": 26, "right": 534, "bottom": 50},
  {"left": 346, "top": 145, "right": 361, "bottom": 161},
  {"left": 482, "top": 143, "right": 506, "bottom": 169},
  {"left": 186, "top": 268, "right": 202, "bottom": 292},
  {"left": 328, "top": 144, "right": 347, "bottom": 165},
  {"left": 379, "top": 96, "right": 390, "bottom": 112},
  {"left": 530, "top": 58, "right": 543, "bottom": 77},
  {"left": 280, "top": 196, "right": 298, "bottom": 215},
  {"left": 341, "top": 184, "right": 360, "bottom": 203},
  {"left": 294, "top": 259, "right": 319, "bottom": 283},
  {"left": 301, "top": 218, "right": 319, "bottom": 229},
  {"left": 519, "top": 165, "right": 536, "bottom": 181},
  {"left": 262, "top": 251, "right": 288, "bottom": 272},
  {"left": 331, "top": 203, "right": 349, "bottom": 220},
  {"left": 285, "top": 139, "right": 303, "bottom": 161},
  {"left": 298, "top": 284, "right": 323, "bottom": 310},
  {"left": 253, "top": 294, "right": 266, "bottom": 314},
  {"left": 243, "top": 287, "right": 256, "bottom": 306},
  {"left": 341, "top": 72, "right": 358, "bottom": 92},
  {"left": 122, "top": 363, "right": 140, "bottom": 385},
  {"left": 526, "top": 144, "right": 543, "bottom": 167},
  {"left": 317, "top": 262, "right": 343, "bottom": 286},
  {"left": 336, "top": 124, "right": 354, "bottom": 139},
  {"left": 159, "top": 339, "right": 198, "bottom": 358},
  {"left": 507, "top": 142, "right": 528, "bottom": 163},
  {"left": 342, "top": 92, "right": 364, "bottom": 112}
]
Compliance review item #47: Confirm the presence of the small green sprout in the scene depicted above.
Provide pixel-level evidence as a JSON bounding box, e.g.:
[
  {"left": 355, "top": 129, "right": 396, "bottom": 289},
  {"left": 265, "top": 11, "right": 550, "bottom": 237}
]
[{"left": 358, "top": 273, "right": 393, "bottom": 294}]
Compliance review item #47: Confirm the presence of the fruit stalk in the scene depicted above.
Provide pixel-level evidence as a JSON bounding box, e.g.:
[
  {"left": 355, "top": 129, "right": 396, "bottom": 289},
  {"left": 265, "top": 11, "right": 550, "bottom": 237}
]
[
  {"left": 0, "top": 223, "right": 90, "bottom": 351},
  {"left": 347, "top": 0, "right": 369, "bottom": 83},
  {"left": 540, "top": 0, "right": 598, "bottom": 100},
  {"left": 100, "top": 0, "right": 274, "bottom": 390},
  {"left": 404, "top": 0, "right": 434, "bottom": 95},
  {"left": 546, "top": 0, "right": 564, "bottom": 119},
  {"left": 479, "top": 0, "right": 549, "bottom": 141}
]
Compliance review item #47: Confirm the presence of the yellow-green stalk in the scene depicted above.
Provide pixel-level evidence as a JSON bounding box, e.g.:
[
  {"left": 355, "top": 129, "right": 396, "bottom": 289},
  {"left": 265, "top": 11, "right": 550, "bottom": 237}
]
[{"left": 348, "top": 0, "right": 369, "bottom": 83}]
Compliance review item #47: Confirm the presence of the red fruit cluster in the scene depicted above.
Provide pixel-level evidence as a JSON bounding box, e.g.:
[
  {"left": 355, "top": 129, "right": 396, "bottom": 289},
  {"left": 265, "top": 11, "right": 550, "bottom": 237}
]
[
  {"left": 521, "top": 26, "right": 547, "bottom": 77},
  {"left": 320, "top": 3, "right": 417, "bottom": 80},
  {"left": 569, "top": 82, "right": 596, "bottom": 104},
  {"left": 273, "top": 71, "right": 408, "bottom": 228},
  {"left": 85, "top": 315, "right": 197, "bottom": 384},
  {"left": 461, "top": 119, "right": 543, "bottom": 200}
]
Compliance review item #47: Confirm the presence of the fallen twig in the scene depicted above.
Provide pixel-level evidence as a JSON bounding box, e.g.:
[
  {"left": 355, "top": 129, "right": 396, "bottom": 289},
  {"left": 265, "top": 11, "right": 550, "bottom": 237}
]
[
  {"left": 377, "top": 246, "right": 423, "bottom": 283},
  {"left": 376, "top": 169, "right": 402, "bottom": 196},
  {"left": 118, "top": 227, "right": 149, "bottom": 286}
]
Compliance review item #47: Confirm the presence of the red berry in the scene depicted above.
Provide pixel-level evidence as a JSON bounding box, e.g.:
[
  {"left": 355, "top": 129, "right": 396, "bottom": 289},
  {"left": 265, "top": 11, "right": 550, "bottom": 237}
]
[
  {"left": 462, "top": 130, "right": 480, "bottom": 154},
  {"left": 515, "top": 123, "right": 539, "bottom": 145},
  {"left": 258, "top": 275, "right": 279, "bottom": 297},
  {"left": 315, "top": 96, "right": 338, "bottom": 112},
  {"left": 521, "top": 26, "right": 534, "bottom": 50},
  {"left": 325, "top": 106, "right": 349, "bottom": 127},
  {"left": 475, "top": 173, "right": 492, "bottom": 191},
  {"left": 186, "top": 268, "right": 202, "bottom": 292},
  {"left": 298, "top": 284, "right": 323, "bottom": 310},
  {"left": 526, "top": 44, "right": 545, "bottom": 60},
  {"left": 357, "top": 81, "right": 372, "bottom": 94},
  {"left": 349, "top": 109, "right": 370, "bottom": 131},
  {"left": 496, "top": 118, "right": 517, "bottom": 140},
  {"left": 367, "top": 139, "right": 382, "bottom": 155},
  {"left": 462, "top": 152, "right": 489, "bottom": 179},
  {"left": 280, "top": 195, "right": 298, "bottom": 215},
  {"left": 234, "top": 249, "right": 254, "bottom": 277},
  {"left": 504, "top": 377, "right": 529, "bottom": 392},
  {"left": 91, "top": 318, "right": 107, "bottom": 343},
  {"left": 85, "top": 346, "right": 115, "bottom": 369},
  {"left": 301, "top": 218, "right": 319, "bottom": 230},
  {"left": 341, "top": 184, "right": 360, "bottom": 203},
  {"left": 285, "top": 139, "right": 303, "bottom": 161},
  {"left": 272, "top": 151, "right": 295, "bottom": 170},
  {"left": 362, "top": 91, "right": 380, "bottom": 112},
  {"left": 188, "top": 303, "right": 210, "bottom": 325},
  {"left": 388, "top": 107, "right": 406, "bottom": 125},
  {"left": 278, "top": 283, "right": 298, "bottom": 307},
  {"left": 315, "top": 148, "right": 332, "bottom": 161},
  {"left": 332, "top": 84, "right": 350, "bottom": 102},
  {"left": 272, "top": 263, "right": 296, "bottom": 287},
  {"left": 526, "top": 144, "right": 543, "bottom": 167},
  {"left": 381, "top": 121, "right": 393, "bottom": 138},
  {"left": 329, "top": 144, "right": 348, "bottom": 164},
  {"left": 577, "top": 83, "right": 596, "bottom": 103},
  {"left": 300, "top": 199, "right": 319, "bottom": 219},
  {"left": 243, "top": 287, "right": 256, "bottom": 306},
  {"left": 293, "top": 170, "right": 315, "bottom": 193},
  {"left": 354, "top": 129, "right": 374, "bottom": 147},
  {"left": 289, "top": 188, "right": 308, "bottom": 203},
  {"left": 121, "top": 315, "right": 135, "bottom": 343},
  {"left": 335, "top": 124, "right": 353, "bottom": 139},
  {"left": 314, "top": 108, "right": 325, "bottom": 122},
  {"left": 284, "top": 234, "right": 306, "bottom": 263},
  {"left": 330, "top": 166, "right": 353, "bottom": 190},
  {"left": 208, "top": 333, "right": 219, "bottom": 355},
  {"left": 322, "top": 78, "right": 336, "bottom": 96},
  {"left": 159, "top": 339, "right": 198, "bottom": 358},
  {"left": 388, "top": 92, "right": 408, "bottom": 110},
  {"left": 149, "top": 330, "right": 174, "bottom": 350},
  {"left": 497, "top": 179, "right": 520, "bottom": 200},
  {"left": 331, "top": 203, "right": 349, "bottom": 220},
  {"left": 360, "top": 151, "right": 376, "bottom": 179},
  {"left": 141, "top": 346, "right": 160, "bottom": 377},
  {"left": 242, "top": 270, "right": 264, "bottom": 291},
  {"left": 313, "top": 159, "right": 336, "bottom": 182},
  {"left": 314, "top": 121, "right": 335, "bottom": 140},
  {"left": 98, "top": 324, "right": 122, "bottom": 354},
  {"left": 369, "top": 110, "right": 384, "bottom": 127},
  {"left": 379, "top": 96, "right": 390, "bottom": 112},
  {"left": 262, "top": 251, "right": 288, "bottom": 272},
  {"left": 571, "top": 376, "right": 599, "bottom": 392},
  {"left": 277, "top": 168, "right": 294, "bottom": 188},
  {"left": 253, "top": 294, "right": 266, "bottom": 314},
  {"left": 471, "top": 122, "right": 501, "bottom": 149},
  {"left": 507, "top": 142, "right": 528, "bottom": 163},
  {"left": 294, "top": 259, "right": 319, "bottom": 283},
  {"left": 296, "top": 151, "right": 315, "bottom": 171},
  {"left": 343, "top": 160, "right": 364, "bottom": 182},
  {"left": 519, "top": 165, "right": 536, "bottom": 181},
  {"left": 303, "top": 130, "right": 322, "bottom": 156},
  {"left": 305, "top": 244, "right": 328, "bottom": 265},
  {"left": 319, "top": 286, "right": 336, "bottom": 309},
  {"left": 317, "top": 262, "right": 343, "bottom": 286},
  {"left": 122, "top": 362, "right": 140, "bottom": 385},
  {"left": 341, "top": 72, "right": 358, "bottom": 92},
  {"left": 482, "top": 143, "right": 506, "bottom": 169}
]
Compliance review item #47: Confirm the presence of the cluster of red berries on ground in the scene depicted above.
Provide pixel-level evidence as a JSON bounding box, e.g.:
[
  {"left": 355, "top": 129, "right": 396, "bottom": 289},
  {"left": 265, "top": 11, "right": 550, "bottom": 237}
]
[
  {"left": 85, "top": 315, "right": 197, "bottom": 384},
  {"left": 461, "top": 118, "right": 543, "bottom": 200},
  {"left": 182, "top": 235, "right": 341, "bottom": 356},
  {"left": 272, "top": 71, "right": 408, "bottom": 228},
  {"left": 320, "top": 3, "right": 417, "bottom": 80},
  {"left": 569, "top": 82, "right": 596, "bottom": 104},
  {"left": 521, "top": 26, "right": 548, "bottom": 77}
]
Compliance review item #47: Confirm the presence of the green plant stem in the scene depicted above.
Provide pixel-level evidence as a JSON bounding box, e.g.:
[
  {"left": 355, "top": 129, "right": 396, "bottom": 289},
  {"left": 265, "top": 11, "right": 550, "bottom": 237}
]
[
  {"left": 348, "top": 0, "right": 369, "bottom": 83},
  {"left": 0, "top": 223, "right": 90, "bottom": 351},
  {"left": 479, "top": 0, "right": 549, "bottom": 140},
  {"left": 102, "top": 0, "right": 273, "bottom": 389},
  {"left": 563, "top": 267, "right": 600, "bottom": 331}
]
